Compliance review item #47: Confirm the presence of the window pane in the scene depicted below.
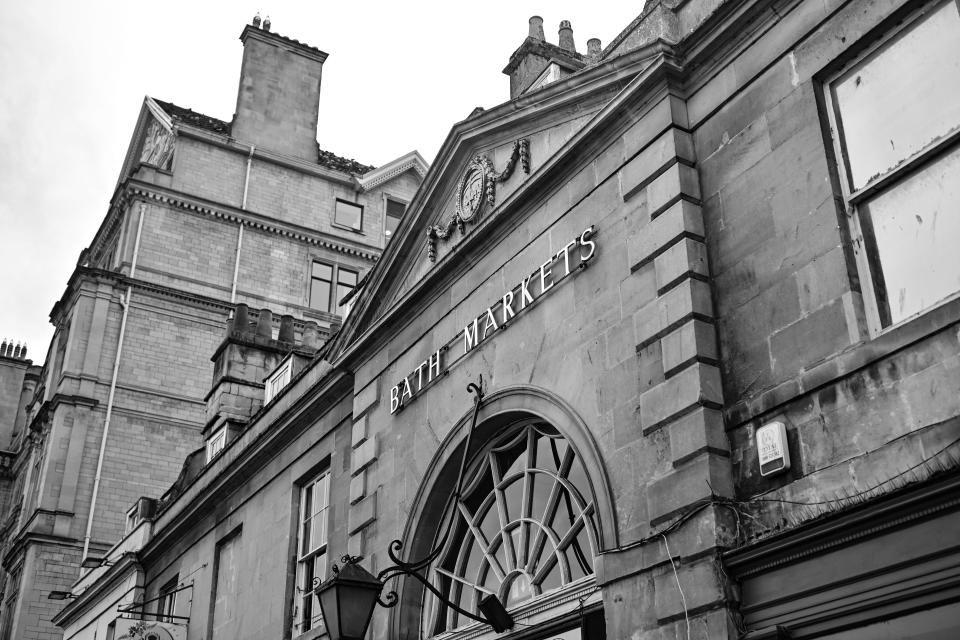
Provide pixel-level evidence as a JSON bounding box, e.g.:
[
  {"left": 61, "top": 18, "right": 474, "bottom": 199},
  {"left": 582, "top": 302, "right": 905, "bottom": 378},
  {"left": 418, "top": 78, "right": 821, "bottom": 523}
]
[
  {"left": 862, "top": 145, "right": 960, "bottom": 325},
  {"left": 833, "top": 2, "right": 960, "bottom": 190},
  {"left": 386, "top": 199, "right": 404, "bottom": 238},
  {"left": 312, "top": 262, "right": 332, "bottom": 280},
  {"left": 310, "top": 279, "right": 331, "bottom": 312},
  {"left": 302, "top": 484, "right": 313, "bottom": 524},
  {"left": 334, "top": 200, "right": 363, "bottom": 230},
  {"left": 338, "top": 268, "right": 358, "bottom": 288},
  {"left": 386, "top": 198, "right": 405, "bottom": 218}
]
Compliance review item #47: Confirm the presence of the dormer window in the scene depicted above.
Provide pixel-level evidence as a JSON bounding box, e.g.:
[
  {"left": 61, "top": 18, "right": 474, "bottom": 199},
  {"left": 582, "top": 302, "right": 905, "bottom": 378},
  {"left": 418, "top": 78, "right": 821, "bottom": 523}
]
[
  {"left": 125, "top": 505, "right": 140, "bottom": 534},
  {"left": 264, "top": 358, "right": 293, "bottom": 404},
  {"left": 206, "top": 427, "right": 227, "bottom": 463}
]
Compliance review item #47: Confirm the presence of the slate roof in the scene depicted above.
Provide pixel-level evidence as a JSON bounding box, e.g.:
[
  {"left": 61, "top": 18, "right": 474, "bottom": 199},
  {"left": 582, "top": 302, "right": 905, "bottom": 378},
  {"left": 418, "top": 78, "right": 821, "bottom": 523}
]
[
  {"left": 153, "top": 99, "right": 231, "bottom": 135},
  {"left": 153, "top": 98, "right": 375, "bottom": 176}
]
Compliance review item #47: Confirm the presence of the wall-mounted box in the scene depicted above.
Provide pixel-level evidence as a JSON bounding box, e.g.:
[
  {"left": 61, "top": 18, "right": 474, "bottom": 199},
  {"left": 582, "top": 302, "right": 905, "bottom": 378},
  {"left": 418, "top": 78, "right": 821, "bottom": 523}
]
[{"left": 757, "top": 421, "right": 791, "bottom": 477}]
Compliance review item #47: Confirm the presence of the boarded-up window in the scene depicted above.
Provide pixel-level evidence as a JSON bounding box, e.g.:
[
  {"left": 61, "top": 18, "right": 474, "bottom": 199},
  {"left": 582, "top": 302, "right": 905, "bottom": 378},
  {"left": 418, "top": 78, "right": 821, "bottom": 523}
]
[
  {"left": 210, "top": 529, "right": 241, "bottom": 639},
  {"left": 825, "top": 0, "right": 960, "bottom": 329}
]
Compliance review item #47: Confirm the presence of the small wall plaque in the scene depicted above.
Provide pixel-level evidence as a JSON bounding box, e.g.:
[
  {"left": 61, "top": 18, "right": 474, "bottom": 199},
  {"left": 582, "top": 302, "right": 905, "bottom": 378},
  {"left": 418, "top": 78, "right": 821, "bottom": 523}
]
[{"left": 757, "top": 421, "right": 791, "bottom": 477}]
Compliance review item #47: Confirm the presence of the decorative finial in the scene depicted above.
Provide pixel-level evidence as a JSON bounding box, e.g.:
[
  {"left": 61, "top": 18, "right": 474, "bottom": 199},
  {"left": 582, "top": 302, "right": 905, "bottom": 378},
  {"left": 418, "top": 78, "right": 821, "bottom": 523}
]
[
  {"left": 263, "top": 15, "right": 271, "bottom": 31},
  {"left": 252, "top": 13, "right": 262, "bottom": 28}
]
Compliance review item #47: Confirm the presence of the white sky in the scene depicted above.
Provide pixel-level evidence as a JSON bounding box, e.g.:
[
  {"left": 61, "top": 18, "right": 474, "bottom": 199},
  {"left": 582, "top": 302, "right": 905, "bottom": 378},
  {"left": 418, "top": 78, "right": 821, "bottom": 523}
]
[{"left": 0, "top": 1, "right": 643, "bottom": 362}]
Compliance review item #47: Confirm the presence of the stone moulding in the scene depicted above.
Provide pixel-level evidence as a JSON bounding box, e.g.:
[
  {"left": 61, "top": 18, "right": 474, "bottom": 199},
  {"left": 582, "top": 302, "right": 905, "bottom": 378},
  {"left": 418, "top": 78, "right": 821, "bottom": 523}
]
[
  {"left": 128, "top": 186, "right": 380, "bottom": 261},
  {"left": 426, "top": 138, "right": 530, "bottom": 262}
]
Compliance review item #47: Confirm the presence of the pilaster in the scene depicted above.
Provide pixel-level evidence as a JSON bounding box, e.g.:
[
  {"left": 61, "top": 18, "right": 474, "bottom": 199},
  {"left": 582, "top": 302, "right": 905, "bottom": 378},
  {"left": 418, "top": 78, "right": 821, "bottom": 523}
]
[{"left": 615, "top": 92, "right": 737, "bottom": 636}]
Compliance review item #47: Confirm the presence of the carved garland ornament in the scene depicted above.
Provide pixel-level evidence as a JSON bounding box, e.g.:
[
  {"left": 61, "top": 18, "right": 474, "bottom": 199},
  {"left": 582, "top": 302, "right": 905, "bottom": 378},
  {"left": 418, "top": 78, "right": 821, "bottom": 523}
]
[{"left": 427, "top": 138, "right": 530, "bottom": 262}]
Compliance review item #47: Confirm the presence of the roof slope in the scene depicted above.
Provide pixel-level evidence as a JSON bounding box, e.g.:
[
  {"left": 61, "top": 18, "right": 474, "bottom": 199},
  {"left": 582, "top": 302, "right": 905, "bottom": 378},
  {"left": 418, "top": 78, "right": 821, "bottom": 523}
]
[{"left": 153, "top": 98, "right": 375, "bottom": 175}]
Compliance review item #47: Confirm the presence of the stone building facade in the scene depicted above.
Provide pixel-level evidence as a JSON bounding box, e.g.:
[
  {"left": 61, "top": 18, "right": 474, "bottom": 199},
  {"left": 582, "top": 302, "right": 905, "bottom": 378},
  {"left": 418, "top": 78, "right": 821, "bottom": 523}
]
[
  {"left": 0, "top": 19, "right": 425, "bottom": 640},
  {"left": 55, "top": 1, "right": 960, "bottom": 640}
]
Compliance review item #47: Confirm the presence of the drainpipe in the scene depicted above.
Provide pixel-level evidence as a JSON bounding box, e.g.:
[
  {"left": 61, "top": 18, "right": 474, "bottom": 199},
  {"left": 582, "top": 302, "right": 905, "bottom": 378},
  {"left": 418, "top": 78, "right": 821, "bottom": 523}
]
[
  {"left": 231, "top": 222, "right": 244, "bottom": 303},
  {"left": 82, "top": 202, "right": 144, "bottom": 562},
  {"left": 242, "top": 145, "right": 255, "bottom": 210}
]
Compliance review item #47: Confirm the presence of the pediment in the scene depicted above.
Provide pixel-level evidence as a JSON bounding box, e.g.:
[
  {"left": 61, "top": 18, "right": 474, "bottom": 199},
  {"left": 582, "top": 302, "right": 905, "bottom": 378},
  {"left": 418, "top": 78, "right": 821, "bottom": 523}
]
[
  {"left": 334, "top": 47, "right": 670, "bottom": 358},
  {"left": 376, "top": 108, "right": 599, "bottom": 315},
  {"left": 116, "top": 97, "right": 176, "bottom": 188}
]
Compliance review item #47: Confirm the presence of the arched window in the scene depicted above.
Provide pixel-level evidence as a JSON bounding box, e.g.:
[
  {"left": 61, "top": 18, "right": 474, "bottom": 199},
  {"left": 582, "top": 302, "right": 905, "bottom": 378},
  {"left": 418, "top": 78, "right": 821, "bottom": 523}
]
[{"left": 424, "top": 420, "right": 599, "bottom": 634}]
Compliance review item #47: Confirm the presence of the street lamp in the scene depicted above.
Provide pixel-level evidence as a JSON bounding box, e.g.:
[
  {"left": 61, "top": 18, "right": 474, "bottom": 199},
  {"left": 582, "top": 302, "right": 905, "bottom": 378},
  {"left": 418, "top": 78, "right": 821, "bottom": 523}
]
[
  {"left": 314, "top": 559, "right": 383, "bottom": 640},
  {"left": 314, "top": 377, "right": 514, "bottom": 640},
  {"left": 314, "top": 556, "right": 514, "bottom": 640}
]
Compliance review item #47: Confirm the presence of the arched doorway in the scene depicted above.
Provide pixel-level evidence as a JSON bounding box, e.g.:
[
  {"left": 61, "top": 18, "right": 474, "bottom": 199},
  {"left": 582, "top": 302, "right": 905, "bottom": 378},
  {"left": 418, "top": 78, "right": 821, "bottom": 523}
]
[{"left": 393, "top": 386, "right": 615, "bottom": 640}]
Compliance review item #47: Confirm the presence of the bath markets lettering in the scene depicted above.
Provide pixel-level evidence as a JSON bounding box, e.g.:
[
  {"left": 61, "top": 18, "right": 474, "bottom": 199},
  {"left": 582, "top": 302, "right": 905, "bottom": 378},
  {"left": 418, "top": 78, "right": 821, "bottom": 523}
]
[{"left": 390, "top": 226, "right": 596, "bottom": 414}]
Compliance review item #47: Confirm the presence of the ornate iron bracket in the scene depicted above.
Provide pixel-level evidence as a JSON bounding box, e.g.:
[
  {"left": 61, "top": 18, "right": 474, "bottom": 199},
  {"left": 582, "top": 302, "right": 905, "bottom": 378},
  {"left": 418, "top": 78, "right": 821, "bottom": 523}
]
[
  {"left": 344, "top": 376, "right": 486, "bottom": 623},
  {"left": 427, "top": 140, "right": 530, "bottom": 262}
]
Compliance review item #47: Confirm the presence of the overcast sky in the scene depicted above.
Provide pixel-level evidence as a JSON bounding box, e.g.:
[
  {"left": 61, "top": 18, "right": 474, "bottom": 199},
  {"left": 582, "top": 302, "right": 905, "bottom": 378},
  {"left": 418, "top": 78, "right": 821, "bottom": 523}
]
[{"left": 0, "top": 1, "right": 642, "bottom": 362}]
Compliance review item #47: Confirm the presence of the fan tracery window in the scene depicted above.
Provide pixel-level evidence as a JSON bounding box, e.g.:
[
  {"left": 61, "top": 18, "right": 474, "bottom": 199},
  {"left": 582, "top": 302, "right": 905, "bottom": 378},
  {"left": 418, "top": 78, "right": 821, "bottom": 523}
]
[{"left": 425, "top": 422, "right": 598, "bottom": 634}]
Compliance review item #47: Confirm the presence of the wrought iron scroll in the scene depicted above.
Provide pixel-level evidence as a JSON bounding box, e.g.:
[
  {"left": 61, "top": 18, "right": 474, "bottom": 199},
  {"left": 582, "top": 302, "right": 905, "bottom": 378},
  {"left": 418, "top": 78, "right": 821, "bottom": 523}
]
[
  {"left": 374, "top": 376, "right": 485, "bottom": 617},
  {"left": 427, "top": 139, "right": 530, "bottom": 262}
]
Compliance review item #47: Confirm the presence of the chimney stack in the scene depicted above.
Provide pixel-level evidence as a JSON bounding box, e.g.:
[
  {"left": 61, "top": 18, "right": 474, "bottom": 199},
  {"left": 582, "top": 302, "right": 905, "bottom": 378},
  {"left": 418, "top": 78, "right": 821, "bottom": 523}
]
[
  {"left": 503, "top": 16, "right": 586, "bottom": 100},
  {"left": 558, "top": 20, "right": 576, "bottom": 53},
  {"left": 233, "top": 20, "right": 328, "bottom": 162}
]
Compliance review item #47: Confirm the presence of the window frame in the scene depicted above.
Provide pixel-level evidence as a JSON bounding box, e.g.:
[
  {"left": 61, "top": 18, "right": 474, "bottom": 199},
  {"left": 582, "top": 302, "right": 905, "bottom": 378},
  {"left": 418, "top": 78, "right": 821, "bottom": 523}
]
[
  {"left": 335, "top": 266, "right": 359, "bottom": 317},
  {"left": 309, "top": 259, "right": 360, "bottom": 317},
  {"left": 309, "top": 260, "right": 334, "bottom": 313},
  {"left": 384, "top": 196, "right": 407, "bottom": 240},
  {"left": 821, "top": 0, "right": 960, "bottom": 335},
  {"left": 125, "top": 504, "right": 140, "bottom": 534},
  {"left": 293, "top": 471, "right": 331, "bottom": 637},
  {"left": 156, "top": 575, "right": 179, "bottom": 624},
  {"left": 333, "top": 198, "right": 364, "bottom": 232},
  {"left": 264, "top": 358, "right": 293, "bottom": 404},
  {"left": 206, "top": 427, "right": 227, "bottom": 463}
]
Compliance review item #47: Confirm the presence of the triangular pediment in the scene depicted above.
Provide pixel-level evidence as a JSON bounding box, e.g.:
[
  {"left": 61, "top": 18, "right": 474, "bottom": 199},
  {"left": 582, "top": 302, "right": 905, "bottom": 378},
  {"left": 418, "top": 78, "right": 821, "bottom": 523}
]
[
  {"left": 116, "top": 97, "right": 177, "bottom": 189},
  {"left": 332, "top": 46, "right": 670, "bottom": 360}
]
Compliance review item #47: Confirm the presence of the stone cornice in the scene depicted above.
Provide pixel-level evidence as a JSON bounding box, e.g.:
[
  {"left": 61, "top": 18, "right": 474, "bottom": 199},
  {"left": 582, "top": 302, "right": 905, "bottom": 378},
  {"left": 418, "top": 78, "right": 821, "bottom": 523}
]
[
  {"left": 50, "top": 552, "right": 142, "bottom": 627},
  {"left": 724, "top": 470, "right": 960, "bottom": 579},
  {"left": 502, "top": 36, "right": 585, "bottom": 75},
  {"left": 239, "top": 24, "right": 328, "bottom": 62},
  {"left": 2, "top": 514, "right": 83, "bottom": 571},
  {"left": 357, "top": 150, "right": 429, "bottom": 191},
  {"left": 126, "top": 182, "right": 380, "bottom": 261}
]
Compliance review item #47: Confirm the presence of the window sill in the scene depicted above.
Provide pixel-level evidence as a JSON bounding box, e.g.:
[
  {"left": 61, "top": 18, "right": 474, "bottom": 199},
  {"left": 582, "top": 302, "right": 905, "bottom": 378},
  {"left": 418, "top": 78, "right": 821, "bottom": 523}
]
[
  {"left": 331, "top": 222, "right": 365, "bottom": 235},
  {"left": 725, "top": 295, "right": 960, "bottom": 429},
  {"left": 292, "top": 627, "right": 327, "bottom": 640}
]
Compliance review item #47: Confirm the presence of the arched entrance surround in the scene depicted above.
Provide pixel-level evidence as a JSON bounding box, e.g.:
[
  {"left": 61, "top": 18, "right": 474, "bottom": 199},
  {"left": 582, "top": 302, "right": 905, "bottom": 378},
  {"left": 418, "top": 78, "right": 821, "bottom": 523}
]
[{"left": 390, "top": 385, "right": 619, "bottom": 639}]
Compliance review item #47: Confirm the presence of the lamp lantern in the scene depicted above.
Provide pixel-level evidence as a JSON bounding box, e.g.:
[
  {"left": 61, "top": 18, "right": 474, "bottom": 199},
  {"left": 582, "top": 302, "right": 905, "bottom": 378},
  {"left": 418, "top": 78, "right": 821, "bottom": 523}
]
[{"left": 314, "top": 558, "right": 383, "bottom": 640}]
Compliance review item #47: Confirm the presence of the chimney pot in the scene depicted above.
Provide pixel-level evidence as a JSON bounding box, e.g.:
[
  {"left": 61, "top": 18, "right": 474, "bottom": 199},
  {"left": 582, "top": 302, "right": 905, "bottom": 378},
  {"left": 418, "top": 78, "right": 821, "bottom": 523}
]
[
  {"left": 263, "top": 16, "right": 271, "bottom": 31},
  {"left": 587, "top": 38, "right": 601, "bottom": 61},
  {"left": 0, "top": 339, "right": 6, "bottom": 357},
  {"left": 558, "top": 20, "right": 576, "bottom": 53},
  {"left": 252, "top": 13, "right": 261, "bottom": 28},
  {"left": 302, "top": 322, "right": 320, "bottom": 349},
  {"left": 528, "top": 16, "right": 545, "bottom": 40},
  {"left": 256, "top": 309, "right": 273, "bottom": 339},
  {"left": 233, "top": 304, "right": 250, "bottom": 335},
  {"left": 278, "top": 315, "right": 295, "bottom": 343},
  {"left": 20, "top": 344, "right": 26, "bottom": 359},
  {"left": 13, "top": 343, "right": 21, "bottom": 359}
]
